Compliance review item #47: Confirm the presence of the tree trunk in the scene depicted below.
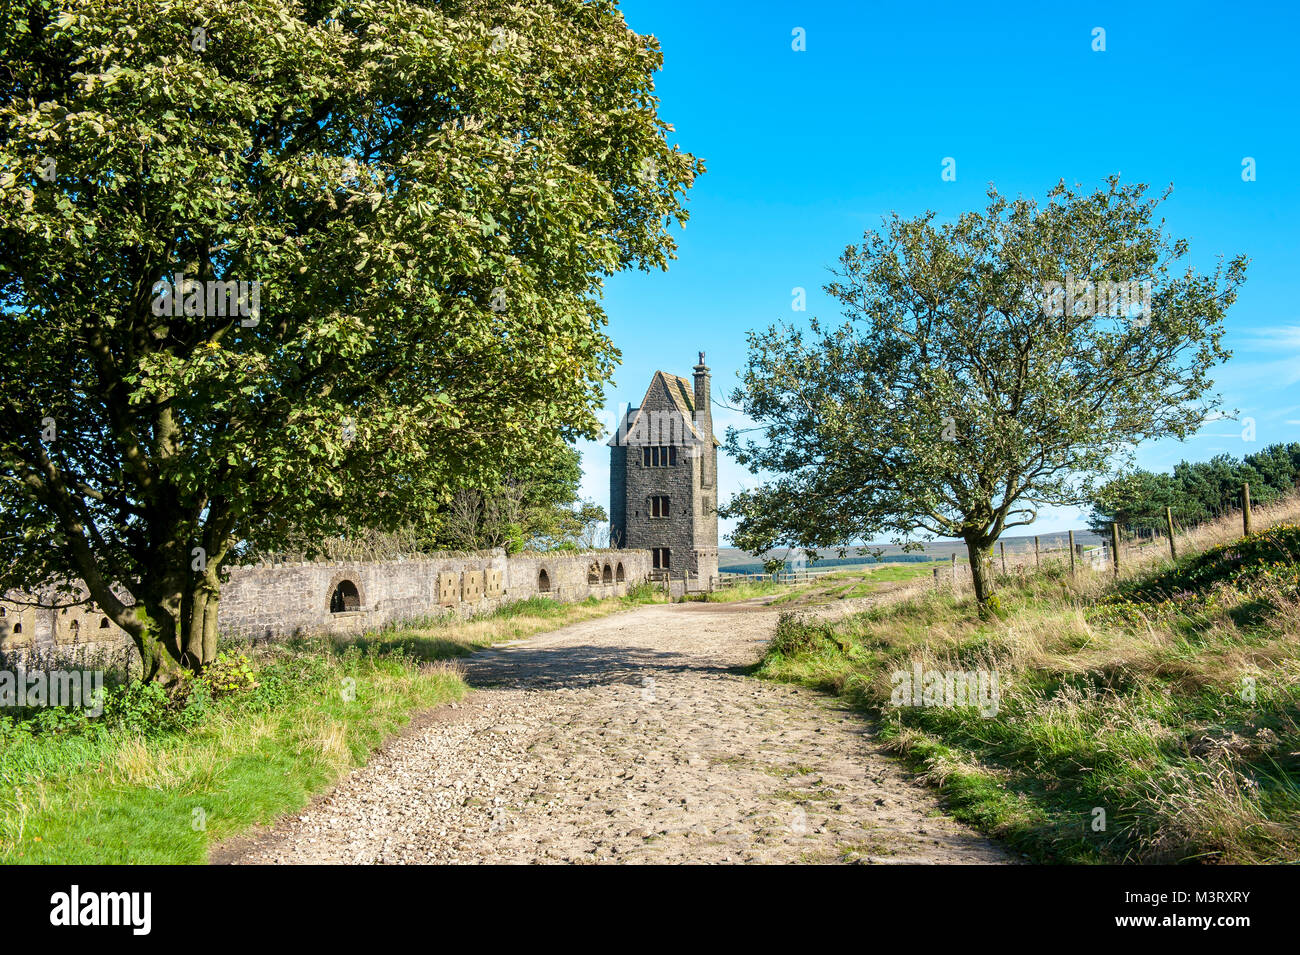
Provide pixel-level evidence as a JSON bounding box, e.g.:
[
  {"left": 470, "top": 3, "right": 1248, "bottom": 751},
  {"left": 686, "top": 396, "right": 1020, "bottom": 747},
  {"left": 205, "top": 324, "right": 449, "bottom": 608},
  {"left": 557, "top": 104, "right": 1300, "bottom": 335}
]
[
  {"left": 130, "top": 608, "right": 186, "bottom": 683},
  {"left": 181, "top": 581, "right": 221, "bottom": 669},
  {"left": 965, "top": 535, "right": 996, "bottom": 605},
  {"left": 128, "top": 563, "right": 224, "bottom": 681}
]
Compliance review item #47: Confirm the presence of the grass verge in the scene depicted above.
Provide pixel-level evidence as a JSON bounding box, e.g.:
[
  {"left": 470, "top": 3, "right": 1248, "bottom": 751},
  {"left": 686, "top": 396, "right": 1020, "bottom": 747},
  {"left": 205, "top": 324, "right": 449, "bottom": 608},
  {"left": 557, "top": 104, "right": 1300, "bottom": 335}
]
[
  {"left": 696, "top": 580, "right": 788, "bottom": 602},
  {"left": 348, "top": 581, "right": 665, "bottom": 657},
  {"left": 0, "top": 583, "right": 664, "bottom": 864}
]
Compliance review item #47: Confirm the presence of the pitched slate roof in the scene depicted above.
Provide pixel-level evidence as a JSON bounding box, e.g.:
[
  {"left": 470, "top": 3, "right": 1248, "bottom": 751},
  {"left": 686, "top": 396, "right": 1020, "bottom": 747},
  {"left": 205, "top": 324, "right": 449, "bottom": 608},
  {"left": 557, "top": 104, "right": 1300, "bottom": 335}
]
[
  {"left": 658, "top": 372, "right": 695, "bottom": 416},
  {"left": 608, "top": 370, "right": 720, "bottom": 447}
]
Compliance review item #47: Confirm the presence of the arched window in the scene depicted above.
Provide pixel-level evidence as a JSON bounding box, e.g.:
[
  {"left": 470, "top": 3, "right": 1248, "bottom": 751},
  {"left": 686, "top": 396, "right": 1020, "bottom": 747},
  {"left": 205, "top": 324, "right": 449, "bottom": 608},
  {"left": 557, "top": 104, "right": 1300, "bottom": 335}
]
[
  {"left": 538, "top": 569, "right": 551, "bottom": 593},
  {"left": 12, "top": 623, "right": 20, "bottom": 634},
  {"left": 602, "top": 563, "right": 613, "bottom": 583},
  {"left": 330, "top": 579, "right": 361, "bottom": 613},
  {"left": 616, "top": 563, "right": 625, "bottom": 582},
  {"left": 99, "top": 618, "right": 111, "bottom": 629}
]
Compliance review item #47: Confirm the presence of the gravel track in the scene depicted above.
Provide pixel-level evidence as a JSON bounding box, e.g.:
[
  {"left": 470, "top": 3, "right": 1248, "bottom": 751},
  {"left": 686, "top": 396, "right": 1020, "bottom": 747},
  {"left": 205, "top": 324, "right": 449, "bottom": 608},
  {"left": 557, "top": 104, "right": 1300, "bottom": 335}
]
[{"left": 218, "top": 595, "right": 1009, "bottom": 865}]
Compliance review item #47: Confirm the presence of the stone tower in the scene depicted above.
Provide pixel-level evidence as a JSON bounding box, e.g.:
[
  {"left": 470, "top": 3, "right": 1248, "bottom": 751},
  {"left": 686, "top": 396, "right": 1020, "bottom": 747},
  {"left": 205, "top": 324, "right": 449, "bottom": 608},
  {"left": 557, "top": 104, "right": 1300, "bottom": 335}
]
[{"left": 609, "top": 352, "right": 720, "bottom": 583}]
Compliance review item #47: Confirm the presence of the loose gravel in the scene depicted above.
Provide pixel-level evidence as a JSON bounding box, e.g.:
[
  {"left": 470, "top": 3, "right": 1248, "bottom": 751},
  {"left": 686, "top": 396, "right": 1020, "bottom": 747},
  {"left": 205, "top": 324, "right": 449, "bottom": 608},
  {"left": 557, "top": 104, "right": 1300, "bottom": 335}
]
[{"left": 219, "top": 595, "right": 1009, "bottom": 864}]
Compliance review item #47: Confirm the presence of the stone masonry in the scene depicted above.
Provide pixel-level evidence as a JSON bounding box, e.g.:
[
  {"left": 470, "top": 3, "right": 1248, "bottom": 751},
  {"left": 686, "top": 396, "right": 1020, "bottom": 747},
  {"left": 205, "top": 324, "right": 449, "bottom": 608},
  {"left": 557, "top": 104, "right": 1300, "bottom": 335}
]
[{"left": 0, "top": 549, "right": 652, "bottom": 657}]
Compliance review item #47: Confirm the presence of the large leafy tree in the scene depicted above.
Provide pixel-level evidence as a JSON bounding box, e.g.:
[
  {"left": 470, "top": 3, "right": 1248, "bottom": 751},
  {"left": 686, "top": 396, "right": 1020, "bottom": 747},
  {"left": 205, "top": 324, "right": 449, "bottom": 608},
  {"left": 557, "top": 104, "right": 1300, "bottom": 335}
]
[
  {"left": 0, "top": 0, "right": 701, "bottom": 676},
  {"left": 724, "top": 179, "right": 1245, "bottom": 606}
]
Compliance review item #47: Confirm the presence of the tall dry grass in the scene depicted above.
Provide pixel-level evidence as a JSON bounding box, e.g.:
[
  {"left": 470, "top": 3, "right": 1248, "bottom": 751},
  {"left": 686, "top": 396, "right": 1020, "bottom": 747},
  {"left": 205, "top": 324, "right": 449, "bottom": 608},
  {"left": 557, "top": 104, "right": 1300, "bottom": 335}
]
[{"left": 757, "top": 491, "right": 1300, "bottom": 863}]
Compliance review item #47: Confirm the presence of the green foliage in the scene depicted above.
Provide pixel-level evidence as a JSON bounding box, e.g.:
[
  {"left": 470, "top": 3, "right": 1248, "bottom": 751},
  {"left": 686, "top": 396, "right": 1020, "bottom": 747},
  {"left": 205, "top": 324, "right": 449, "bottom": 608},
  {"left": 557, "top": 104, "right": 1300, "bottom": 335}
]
[
  {"left": 723, "top": 178, "right": 1245, "bottom": 605},
  {"left": 697, "top": 579, "right": 784, "bottom": 602},
  {"left": 429, "top": 443, "right": 596, "bottom": 553},
  {"left": 0, "top": 0, "right": 702, "bottom": 671},
  {"left": 977, "top": 594, "right": 1004, "bottom": 620},
  {"left": 98, "top": 679, "right": 205, "bottom": 736},
  {"left": 4, "top": 650, "right": 266, "bottom": 742},
  {"left": 200, "top": 651, "right": 259, "bottom": 698},
  {"left": 622, "top": 581, "right": 662, "bottom": 603},
  {"left": 769, "top": 612, "right": 837, "bottom": 656},
  {"left": 1091, "top": 443, "right": 1300, "bottom": 532},
  {"left": 1094, "top": 522, "right": 1300, "bottom": 627}
]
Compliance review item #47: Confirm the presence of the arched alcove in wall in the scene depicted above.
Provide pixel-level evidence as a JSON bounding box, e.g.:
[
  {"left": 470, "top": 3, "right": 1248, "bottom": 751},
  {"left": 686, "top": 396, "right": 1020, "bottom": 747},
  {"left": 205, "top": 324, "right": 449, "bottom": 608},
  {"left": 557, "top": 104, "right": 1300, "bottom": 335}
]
[{"left": 329, "top": 578, "right": 362, "bottom": 613}]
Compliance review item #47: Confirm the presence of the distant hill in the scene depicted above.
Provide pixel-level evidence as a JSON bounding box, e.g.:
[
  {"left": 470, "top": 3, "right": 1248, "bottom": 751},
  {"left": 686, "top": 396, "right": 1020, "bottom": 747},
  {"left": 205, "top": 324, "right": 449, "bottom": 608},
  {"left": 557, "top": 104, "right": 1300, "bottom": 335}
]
[{"left": 718, "top": 529, "right": 1104, "bottom": 574}]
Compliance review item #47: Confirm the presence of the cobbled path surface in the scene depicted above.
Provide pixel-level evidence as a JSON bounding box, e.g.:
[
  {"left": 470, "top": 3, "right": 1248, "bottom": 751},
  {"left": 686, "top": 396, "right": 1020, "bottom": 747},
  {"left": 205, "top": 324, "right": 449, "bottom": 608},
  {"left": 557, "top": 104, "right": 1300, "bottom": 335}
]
[{"left": 222, "top": 596, "right": 1009, "bottom": 864}]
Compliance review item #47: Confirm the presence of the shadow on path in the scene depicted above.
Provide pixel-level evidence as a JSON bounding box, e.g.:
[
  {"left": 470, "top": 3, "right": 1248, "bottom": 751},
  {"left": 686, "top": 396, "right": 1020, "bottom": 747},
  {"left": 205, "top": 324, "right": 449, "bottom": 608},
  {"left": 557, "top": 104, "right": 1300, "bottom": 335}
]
[{"left": 464, "top": 642, "right": 756, "bottom": 689}]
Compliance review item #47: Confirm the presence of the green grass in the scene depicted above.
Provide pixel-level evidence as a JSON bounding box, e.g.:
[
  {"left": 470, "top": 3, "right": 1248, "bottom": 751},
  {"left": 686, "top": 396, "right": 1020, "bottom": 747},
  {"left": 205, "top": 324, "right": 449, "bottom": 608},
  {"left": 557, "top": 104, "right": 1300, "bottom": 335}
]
[
  {"left": 1, "top": 642, "right": 464, "bottom": 863},
  {"left": 345, "top": 582, "right": 666, "bottom": 660},
  {"left": 697, "top": 580, "right": 787, "bottom": 602},
  {"left": 0, "top": 583, "right": 665, "bottom": 864},
  {"left": 767, "top": 561, "right": 946, "bottom": 604},
  {"left": 756, "top": 536, "right": 1300, "bottom": 864}
]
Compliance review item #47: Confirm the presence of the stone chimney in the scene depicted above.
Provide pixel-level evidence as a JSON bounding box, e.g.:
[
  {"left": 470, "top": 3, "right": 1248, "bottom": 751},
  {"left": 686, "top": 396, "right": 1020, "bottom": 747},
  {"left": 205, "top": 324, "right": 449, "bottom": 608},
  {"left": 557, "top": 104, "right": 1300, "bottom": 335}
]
[
  {"left": 693, "top": 351, "right": 714, "bottom": 488},
  {"left": 692, "top": 351, "right": 711, "bottom": 422}
]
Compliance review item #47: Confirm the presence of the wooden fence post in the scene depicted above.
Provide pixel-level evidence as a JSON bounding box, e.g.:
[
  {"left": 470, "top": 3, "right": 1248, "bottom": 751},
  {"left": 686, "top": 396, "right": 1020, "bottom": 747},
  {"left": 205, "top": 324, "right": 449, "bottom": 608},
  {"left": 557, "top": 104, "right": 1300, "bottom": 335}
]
[
  {"left": 933, "top": 567, "right": 940, "bottom": 589},
  {"left": 1034, "top": 536, "right": 1040, "bottom": 570},
  {"left": 1243, "top": 482, "right": 1253, "bottom": 537},
  {"left": 999, "top": 541, "right": 1007, "bottom": 575},
  {"left": 1165, "top": 507, "right": 1177, "bottom": 560},
  {"left": 951, "top": 552, "right": 958, "bottom": 592},
  {"left": 1068, "top": 530, "right": 1076, "bottom": 578},
  {"left": 1110, "top": 522, "right": 1121, "bottom": 578}
]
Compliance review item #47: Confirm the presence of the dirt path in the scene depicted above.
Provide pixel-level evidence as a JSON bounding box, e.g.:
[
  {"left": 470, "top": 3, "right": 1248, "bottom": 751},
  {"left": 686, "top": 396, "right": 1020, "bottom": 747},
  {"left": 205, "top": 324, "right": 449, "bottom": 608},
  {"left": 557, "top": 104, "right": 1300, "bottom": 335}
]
[{"left": 219, "top": 596, "right": 1009, "bottom": 864}]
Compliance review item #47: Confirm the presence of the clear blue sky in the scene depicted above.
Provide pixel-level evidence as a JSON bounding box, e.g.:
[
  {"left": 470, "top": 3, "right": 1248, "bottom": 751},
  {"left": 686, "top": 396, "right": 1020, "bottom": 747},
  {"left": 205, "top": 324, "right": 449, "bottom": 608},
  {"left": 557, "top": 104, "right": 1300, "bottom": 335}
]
[{"left": 576, "top": 0, "right": 1300, "bottom": 543}]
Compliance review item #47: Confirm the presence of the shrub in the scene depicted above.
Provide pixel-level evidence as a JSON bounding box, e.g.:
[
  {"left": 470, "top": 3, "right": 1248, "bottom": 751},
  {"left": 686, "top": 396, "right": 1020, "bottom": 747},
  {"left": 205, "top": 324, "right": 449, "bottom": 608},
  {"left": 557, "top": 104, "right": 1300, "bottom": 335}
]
[
  {"left": 199, "top": 651, "right": 259, "bottom": 699},
  {"left": 769, "top": 612, "right": 837, "bottom": 657},
  {"left": 98, "top": 680, "right": 202, "bottom": 736}
]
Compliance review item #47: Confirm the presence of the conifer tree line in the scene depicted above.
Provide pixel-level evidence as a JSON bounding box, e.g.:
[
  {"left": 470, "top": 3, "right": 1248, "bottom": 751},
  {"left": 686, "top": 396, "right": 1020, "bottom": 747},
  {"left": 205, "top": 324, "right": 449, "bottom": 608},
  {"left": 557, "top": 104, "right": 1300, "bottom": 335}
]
[{"left": 1089, "top": 443, "right": 1300, "bottom": 534}]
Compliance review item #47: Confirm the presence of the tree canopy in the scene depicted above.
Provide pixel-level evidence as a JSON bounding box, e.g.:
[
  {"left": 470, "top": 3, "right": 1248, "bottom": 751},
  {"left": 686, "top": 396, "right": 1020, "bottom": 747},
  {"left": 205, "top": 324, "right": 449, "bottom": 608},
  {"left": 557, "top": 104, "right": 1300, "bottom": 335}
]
[
  {"left": 0, "top": 0, "right": 701, "bottom": 675},
  {"left": 723, "top": 178, "right": 1246, "bottom": 605},
  {"left": 1090, "top": 444, "right": 1300, "bottom": 534}
]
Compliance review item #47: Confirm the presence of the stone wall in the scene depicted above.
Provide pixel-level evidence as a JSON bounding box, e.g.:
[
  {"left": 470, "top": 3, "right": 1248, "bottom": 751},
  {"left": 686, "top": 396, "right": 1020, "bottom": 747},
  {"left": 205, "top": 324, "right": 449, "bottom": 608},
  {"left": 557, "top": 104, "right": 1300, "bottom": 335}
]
[
  {"left": 0, "top": 586, "right": 130, "bottom": 661},
  {"left": 0, "top": 549, "right": 653, "bottom": 656}
]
